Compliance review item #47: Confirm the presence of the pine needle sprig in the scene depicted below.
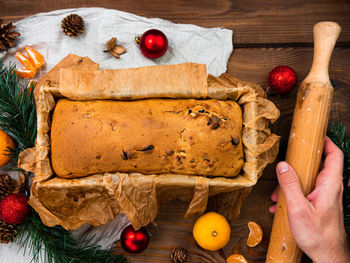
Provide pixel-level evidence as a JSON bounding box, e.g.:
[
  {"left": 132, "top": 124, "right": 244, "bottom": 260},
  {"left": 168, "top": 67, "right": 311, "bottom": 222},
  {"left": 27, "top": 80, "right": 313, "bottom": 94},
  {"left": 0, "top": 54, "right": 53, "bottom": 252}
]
[
  {"left": 0, "top": 60, "right": 36, "bottom": 158},
  {"left": 327, "top": 122, "right": 350, "bottom": 230},
  {"left": 17, "top": 211, "right": 127, "bottom": 263}
]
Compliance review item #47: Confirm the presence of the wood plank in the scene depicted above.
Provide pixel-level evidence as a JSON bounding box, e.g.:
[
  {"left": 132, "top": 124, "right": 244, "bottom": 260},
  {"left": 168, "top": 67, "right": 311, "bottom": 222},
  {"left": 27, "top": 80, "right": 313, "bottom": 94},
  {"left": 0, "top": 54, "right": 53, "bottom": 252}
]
[
  {"left": 1, "top": 0, "right": 350, "bottom": 44},
  {"left": 229, "top": 46, "right": 350, "bottom": 179},
  {"left": 1, "top": 2, "right": 348, "bottom": 263},
  {"left": 113, "top": 180, "right": 277, "bottom": 263},
  {"left": 228, "top": 47, "right": 350, "bottom": 89}
]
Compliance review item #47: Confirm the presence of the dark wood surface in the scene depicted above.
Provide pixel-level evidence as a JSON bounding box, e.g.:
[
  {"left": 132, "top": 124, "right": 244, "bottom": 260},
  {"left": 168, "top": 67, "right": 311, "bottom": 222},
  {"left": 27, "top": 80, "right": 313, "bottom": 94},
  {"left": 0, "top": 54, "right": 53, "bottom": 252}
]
[{"left": 2, "top": 1, "right": 349, "bottom": 262}]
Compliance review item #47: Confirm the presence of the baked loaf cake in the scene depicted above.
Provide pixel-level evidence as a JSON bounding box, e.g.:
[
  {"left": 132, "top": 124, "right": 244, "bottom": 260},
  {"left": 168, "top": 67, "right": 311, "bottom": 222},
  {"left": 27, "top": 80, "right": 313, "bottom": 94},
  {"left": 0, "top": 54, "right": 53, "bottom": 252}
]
[{"left": 51, "top": 98, "right": 244, "bottom": 178}]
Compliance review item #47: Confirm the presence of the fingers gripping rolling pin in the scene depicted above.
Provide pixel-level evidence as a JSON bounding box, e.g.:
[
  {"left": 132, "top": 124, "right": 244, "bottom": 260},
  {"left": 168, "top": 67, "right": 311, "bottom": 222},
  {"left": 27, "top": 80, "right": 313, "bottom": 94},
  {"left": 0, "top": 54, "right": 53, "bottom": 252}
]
[{"left": 266, "top": 22, "right": 341, "bottom": 263}]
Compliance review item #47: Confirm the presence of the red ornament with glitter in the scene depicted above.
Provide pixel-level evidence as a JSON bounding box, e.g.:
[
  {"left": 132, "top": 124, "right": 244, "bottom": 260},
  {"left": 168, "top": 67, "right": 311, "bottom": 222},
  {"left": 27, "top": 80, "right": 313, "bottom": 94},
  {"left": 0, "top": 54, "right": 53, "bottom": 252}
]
[
  {"left": 120, "top": 225, "right": 150, "bottom": 253},
  {"left": 0, "top": 193, "right": 30, "bottom": 224},
  {"left": 268, "top": 65, "right": 297, "bottom": 94},
  {"left": 137, "top": 29, "right": 168, "bottom": 59}
]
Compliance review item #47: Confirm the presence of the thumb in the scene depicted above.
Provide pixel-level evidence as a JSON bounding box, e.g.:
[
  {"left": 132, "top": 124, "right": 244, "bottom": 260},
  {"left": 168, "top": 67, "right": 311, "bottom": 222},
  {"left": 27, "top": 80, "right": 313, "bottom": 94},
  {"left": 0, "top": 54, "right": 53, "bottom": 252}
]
[{"left": 276, "top": 162, "right": 307, "bottom": 212}]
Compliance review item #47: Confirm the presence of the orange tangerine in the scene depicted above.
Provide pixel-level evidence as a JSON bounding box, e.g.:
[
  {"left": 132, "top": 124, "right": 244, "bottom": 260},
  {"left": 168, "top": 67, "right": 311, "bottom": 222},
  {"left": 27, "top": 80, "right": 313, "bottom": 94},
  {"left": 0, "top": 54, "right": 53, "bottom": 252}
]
[
  {"left": 15, "top": 52, "right": 36, "bottom": 71},
  {"left": 227, "top": 254, "right": 248, "bottom": 263},
  {"left": 193, "top": 212, "right": 231, "bottom": 251},
  {"left": 0, "top": 129, "right": 15, "bottom": 167},
  {"left": 26, "top": 47, "right": 45, "bottom": 69},
  {"left": 247, "top": 221, "right": 263, "bottom": 247}
]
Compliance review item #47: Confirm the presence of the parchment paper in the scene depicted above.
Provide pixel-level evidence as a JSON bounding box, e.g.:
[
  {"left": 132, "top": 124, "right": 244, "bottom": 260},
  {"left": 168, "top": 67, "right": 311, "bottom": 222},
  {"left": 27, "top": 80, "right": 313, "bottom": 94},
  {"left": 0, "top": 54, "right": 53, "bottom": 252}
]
[{"left": 19, "top": 54, "right": 280, "bottom": 230}]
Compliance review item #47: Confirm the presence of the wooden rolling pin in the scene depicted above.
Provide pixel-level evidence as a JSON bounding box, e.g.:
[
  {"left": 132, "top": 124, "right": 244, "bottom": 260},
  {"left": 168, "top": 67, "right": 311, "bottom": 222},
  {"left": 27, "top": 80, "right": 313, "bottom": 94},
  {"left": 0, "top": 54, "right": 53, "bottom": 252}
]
[{"left": 266, "top": 21, "right": 341, "bottom": 263}]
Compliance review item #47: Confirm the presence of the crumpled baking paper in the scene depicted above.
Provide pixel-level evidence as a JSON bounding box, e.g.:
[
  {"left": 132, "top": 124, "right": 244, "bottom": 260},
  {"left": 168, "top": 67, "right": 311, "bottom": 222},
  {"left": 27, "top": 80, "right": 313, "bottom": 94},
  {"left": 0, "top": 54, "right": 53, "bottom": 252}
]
[{"left": 18, "top": 55, "right": 280, "bottom": 246}]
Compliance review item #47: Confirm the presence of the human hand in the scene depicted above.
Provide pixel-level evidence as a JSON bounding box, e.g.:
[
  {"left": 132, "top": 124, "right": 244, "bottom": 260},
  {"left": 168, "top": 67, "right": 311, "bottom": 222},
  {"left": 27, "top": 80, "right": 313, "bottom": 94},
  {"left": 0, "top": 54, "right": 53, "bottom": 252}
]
[{"left": 269, "top": 137, "right": 349, "bottom": 263}]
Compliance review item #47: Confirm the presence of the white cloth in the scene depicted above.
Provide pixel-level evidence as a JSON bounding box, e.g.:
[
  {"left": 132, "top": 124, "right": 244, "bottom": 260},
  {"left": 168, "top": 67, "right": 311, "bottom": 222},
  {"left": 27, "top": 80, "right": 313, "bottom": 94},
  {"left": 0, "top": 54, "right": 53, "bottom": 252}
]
[
  {"left": 1, "top": 7, "right": 233, "bottom": 76},
  {"left": 0, "top": 7, "right": 233, "bottom": 262}
]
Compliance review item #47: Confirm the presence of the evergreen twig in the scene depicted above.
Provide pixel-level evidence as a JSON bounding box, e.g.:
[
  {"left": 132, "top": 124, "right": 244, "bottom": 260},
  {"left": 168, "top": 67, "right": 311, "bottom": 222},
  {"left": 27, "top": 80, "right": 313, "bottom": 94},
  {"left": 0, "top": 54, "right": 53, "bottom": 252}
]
[
  {"left": 0, "top": 60, "right": 126, "bottom": 263},
  {"left": 0, "top": 60, "right": 36, "bottom": 159},
  {"left": 17, "top": 211, "right": 127, "bottom": 263},
  {"left": 327, "top": 122, "right": 350, "bottom": 230}
]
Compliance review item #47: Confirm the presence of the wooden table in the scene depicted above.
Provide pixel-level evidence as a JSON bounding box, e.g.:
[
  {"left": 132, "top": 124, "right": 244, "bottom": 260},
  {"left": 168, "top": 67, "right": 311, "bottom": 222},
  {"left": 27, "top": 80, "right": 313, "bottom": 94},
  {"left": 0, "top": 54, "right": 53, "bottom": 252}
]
[{"left": 2, "top": 1, "right": 350, "bottom": 262}]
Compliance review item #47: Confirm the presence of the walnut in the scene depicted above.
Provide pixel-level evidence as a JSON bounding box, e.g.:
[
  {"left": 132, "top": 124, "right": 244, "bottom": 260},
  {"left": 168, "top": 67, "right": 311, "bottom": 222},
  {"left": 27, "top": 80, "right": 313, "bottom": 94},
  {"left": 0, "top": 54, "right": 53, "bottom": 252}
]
[{"left": 105, "top": 37, "right": 126, "bottom": 58}]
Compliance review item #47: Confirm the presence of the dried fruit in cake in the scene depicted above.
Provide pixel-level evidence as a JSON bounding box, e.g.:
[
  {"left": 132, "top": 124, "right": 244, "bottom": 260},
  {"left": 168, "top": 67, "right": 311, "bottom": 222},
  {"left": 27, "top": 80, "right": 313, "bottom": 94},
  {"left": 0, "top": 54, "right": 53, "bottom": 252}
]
[{"left": 247, "top": 221, "right": 263, "bottom": 247}]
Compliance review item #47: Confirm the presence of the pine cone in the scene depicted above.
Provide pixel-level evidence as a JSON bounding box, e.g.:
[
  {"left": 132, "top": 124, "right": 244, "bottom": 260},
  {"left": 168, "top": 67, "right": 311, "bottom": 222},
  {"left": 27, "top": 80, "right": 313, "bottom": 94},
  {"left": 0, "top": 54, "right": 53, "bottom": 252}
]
[
  {"left": 0, "top": 174, "right": 17, "bottom": 200},
  {"left": 0, "top": 19, "right": 20, "bottom": 52},
  {"left": 0, "top": 219, "right": 17, "bottom": 244},
  {"left": 61, "top": 14, "right": 85, "bottom": 37},
  {"left": 170, "top": 248, "right": 188, "bottom": 263}
]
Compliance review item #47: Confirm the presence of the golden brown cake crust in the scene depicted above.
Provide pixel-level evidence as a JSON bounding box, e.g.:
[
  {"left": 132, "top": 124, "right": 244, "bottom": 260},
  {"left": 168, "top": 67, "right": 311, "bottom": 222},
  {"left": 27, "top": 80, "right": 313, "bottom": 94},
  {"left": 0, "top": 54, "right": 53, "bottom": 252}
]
[{"left": 51, "top": 98, "right": 244, "bottom": 178}]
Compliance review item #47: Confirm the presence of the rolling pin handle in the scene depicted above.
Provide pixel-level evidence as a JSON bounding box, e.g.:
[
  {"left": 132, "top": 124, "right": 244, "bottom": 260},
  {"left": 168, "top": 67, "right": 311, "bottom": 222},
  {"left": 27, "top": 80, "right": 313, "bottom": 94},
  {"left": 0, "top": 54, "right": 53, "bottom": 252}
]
[{"left": 304, "top": 22, "right": 341, "bottom": 84}]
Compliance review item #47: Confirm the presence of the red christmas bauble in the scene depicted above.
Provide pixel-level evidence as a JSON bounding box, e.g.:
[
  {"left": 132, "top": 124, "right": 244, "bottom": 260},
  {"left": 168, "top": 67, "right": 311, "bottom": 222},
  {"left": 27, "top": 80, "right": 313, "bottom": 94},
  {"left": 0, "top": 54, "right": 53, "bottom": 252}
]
[
  {"left": 0, "top": 193, "right": 30, "bottom": 224},
  {"left": 120, "top": 225, "right": 150, "bottom": 253},
  {"left": 268, "top": 65, "right": 297, "bottom": 94},
  {"left": 139, "top": 29, "right": 168, "bottom": 59}
]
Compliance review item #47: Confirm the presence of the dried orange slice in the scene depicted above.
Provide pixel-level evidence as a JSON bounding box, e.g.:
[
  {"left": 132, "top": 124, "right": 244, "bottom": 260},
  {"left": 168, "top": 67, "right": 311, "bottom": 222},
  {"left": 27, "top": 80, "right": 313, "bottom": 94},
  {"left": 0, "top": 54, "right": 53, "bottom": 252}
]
[
  {"left": 26, "top": 47, "right": 45, "bottom": 69},
  {"left": 227, "top": 254, "right": 248, "bottom": 263},
  {"left": 16, "top": 52, "right": 36, "bottom": 71},
  {"left": 16, "top": 68, "right": 36, "bottom": 79},
  {"left": 247, "top": 221, "right": 263, "bottom": 247}
]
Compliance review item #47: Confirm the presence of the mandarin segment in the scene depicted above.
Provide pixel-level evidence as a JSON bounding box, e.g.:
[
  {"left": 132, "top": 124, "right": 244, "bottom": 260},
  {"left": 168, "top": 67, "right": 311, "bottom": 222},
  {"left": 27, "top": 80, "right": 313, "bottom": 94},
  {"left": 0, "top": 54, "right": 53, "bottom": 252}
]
[
  {"left": 227, "top": 254, "right": 248, "bottom": 263},
  {"left": 247, "top": 221, "right": 263, "bottom": 247},
  {"left": 16, "top": 68, "right": 36, "bottom": 79},
  {"left": 15, "top": 52, "right": 36, "bottom": 71},
  {"left": 193, "top": 212, "right": 231, "bottom": 251},
  {"left": 26, "top": 47, "right": 45, "bottom": 69}
]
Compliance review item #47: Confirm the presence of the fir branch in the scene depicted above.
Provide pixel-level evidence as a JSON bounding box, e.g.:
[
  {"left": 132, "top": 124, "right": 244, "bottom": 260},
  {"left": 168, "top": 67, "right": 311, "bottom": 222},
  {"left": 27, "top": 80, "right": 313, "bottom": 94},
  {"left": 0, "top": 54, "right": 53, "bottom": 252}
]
[
  {"left": 327, "top": 122, "right": 350, "bottom": 230},
  {"left": 16, "top": 211, "right": 126, "bottom": 263},
  {"left": 0, "top": 60, "right": 36, "bottom": 158}
]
